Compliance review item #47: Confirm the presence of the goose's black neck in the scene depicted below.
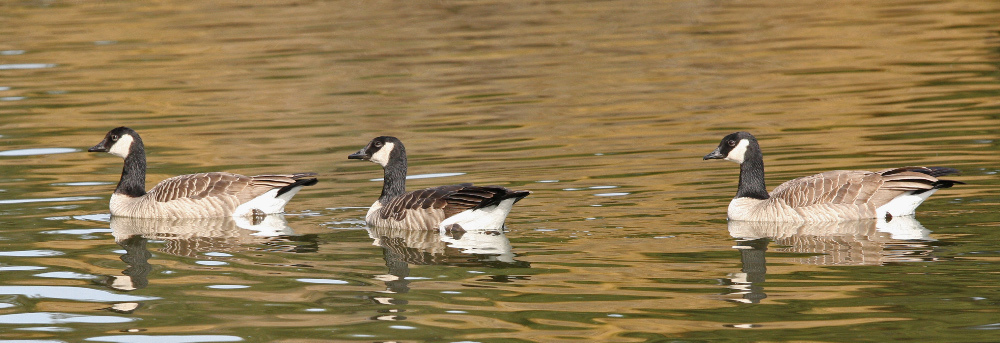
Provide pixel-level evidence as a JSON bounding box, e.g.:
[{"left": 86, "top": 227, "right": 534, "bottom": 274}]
[
  {"left": 736, "top": 140, "right": 769, "bottom": 200},
  {"left": 379, "top": 150, "right": 407, "bottom": 202},
  {"left": 115, "top": 139, "right": 147, "bottom": 198}
]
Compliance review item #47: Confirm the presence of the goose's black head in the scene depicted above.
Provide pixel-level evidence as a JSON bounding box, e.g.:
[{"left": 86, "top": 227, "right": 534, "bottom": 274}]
[
  {"left": 89, "top": 126, "right": 142, "bottom": 159},
  {"left": 348, "top": 136, "right": 406, "bottom": 167},
  {"left": 703, "top": 131, "right": 758, "bottom": 164}
]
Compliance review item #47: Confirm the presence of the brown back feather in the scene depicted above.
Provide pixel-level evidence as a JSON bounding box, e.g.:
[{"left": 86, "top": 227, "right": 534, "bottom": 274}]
[
  {"left": 379, "top": 184, "right": 530, "bottom": 221},
  {"left": 769, "top": 168, "right": 943, "bottom": 209},
  {"left": 148, "top": 173, "right": 311, "bottom": 203}
]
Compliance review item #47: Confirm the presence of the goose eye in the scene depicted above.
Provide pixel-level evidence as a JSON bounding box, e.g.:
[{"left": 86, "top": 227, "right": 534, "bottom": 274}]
[
  {"left": 727, "top": 140, "right": 736, "bottom": 147},
  {"left": 374, "top": 141, "right": 383, "bottom": 148},
  {"left": 110, "top": 135, "right": 119, "bottom": 141}
]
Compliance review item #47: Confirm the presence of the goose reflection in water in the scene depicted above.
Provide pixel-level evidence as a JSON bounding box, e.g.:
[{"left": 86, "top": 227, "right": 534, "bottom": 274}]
[
  {"left": 365, "top": 225, "right": 529, "bottom": 321},
  {"left": 368, "top": 226, "right": 531, "bottom": 321},
  {"left": 368, "top": 225, "right": 529, "bottom": 294},
  {"left": 100, "top": 215, "right": 317, "bottom": 312},
  {"left": 722, "top": 217, "right": 936, "bottom": 304}
]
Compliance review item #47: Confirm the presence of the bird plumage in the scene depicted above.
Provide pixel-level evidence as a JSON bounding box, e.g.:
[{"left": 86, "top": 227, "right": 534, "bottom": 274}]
[
  {"left": 349, "top": 136, "right": 529, "bottom": 230},
  {"left": 89, "top": 127, "right": 317, "bottom": 218},
  {"left": 705, "top": 131, "right": 961, "bottom": 222}
]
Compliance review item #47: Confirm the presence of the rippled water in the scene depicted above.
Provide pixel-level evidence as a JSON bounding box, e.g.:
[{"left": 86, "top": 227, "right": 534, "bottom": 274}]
[{"left": 2, "top": 1, "right": 999, "bottom": 342}]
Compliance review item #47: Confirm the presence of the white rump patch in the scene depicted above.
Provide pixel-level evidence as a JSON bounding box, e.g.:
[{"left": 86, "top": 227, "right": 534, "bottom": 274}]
[
  {"left": 108, "top": 134, "right": 134, "bottom": 158},
  {"left": 439, "top": 198, "right": 518, "bottom": 231},
  {"left": 232, "top": 186, "right": 306, "bottom": 217},
  {"left": 724, "top": 139, "right": 750, "bottom": 164},
  {"left": 875, "top": 189, "right": 937, "bottom": 218},
  {"left": 370, "top": 142, "right": 395, "bottom": 167}
]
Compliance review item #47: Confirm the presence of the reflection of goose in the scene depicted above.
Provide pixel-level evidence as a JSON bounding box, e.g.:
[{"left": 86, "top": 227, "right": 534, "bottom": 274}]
[
  {"left": 110, "top": 215, "right": 296, "bottom": 243},
  {"left": 704, "top": 131, "right": 962, "bottom": 221},
  {"left": 88, "top": 126, "right": 318, "bottom": 218},
  {"left": 366, "top": 225, "right": 522, "bottom": 267},
  {"left": 439, "top": 230, "right": 516, "bottom": 263},
  {"left": 728, "top": 217, "right": 934, "bottom": 265},
  {"left": 366, "top": 225, "right": 527, "bottom": 294},
  {"left": 348, "top": 136, "right": 530, "bottom": 230},
  {"left": 102, "top": 215, "right": 315, "bottom": 293},
  {"left": 723, "top": 218, "right": 936, "bottom": 303},
  {"left": 104, "top": 235, "right": 151, "bottom": 292}
]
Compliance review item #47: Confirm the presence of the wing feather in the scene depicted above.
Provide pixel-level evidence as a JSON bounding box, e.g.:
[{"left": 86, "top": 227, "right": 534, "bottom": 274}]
[
  {"left": 148, "top": 172, "right": 315, "bottom": 203},
  {"left": 768, "top": 167, "right": 951, "bottom": 209},
  {"left": 377, "top": 184, "right": 531, "bottom": 221}
]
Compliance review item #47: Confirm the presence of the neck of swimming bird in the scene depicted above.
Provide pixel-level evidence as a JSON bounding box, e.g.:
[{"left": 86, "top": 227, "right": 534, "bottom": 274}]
[
  {"left": 736, "top": 143, "right": 769, "bottom": 200},
  {"left": 379, "top": 157, "right": 407, "bottom": 202},
  {"left": 115, "top": 146, "right": 147, "bottom": 198}
]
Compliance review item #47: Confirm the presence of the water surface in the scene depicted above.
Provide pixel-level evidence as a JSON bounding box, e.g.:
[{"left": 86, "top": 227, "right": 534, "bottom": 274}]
[{"left": 1, "top": 1, "right": 999, "bottom": 342}]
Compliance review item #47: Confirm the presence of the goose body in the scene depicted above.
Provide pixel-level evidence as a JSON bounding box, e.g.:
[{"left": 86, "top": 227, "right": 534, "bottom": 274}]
[
  {"left": 349, "top": 136, "right": 530, "bottom": 231},
  {"left": 89, "top": 127, "right": 317, "bottom": 218},
  {"left": 704, "top": 132, "right": 961, "bottom": 222}
]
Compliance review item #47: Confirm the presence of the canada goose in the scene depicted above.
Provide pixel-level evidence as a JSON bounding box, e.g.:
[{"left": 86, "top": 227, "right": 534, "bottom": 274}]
[
  {"left": 88, "top": 127, "right": 318, "bottom": 218},
  {"left": 704, "top": 131, "right": 962, "bottom": 222},
  {"left": 348, "top": 136, "right": 530, "bottom": 231}
]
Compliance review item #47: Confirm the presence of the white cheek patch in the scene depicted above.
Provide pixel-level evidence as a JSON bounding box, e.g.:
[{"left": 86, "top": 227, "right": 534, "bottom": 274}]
[
  {"left": 724, "top": 139, "right": 750, "bottom": 164},
  {"left": 369, "top": 142, "right": 394, "bottom": 167},
  {"left": 108, "top": 134, "right": 134, "bottom": 158}
]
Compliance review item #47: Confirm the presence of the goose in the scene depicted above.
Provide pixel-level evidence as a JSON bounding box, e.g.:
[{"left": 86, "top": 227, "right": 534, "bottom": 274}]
[
  {"left": 703, "top": 131, "right": 962, "bottom": 222},
  {"left": 88, "top": 127, "right": 318, "bottom": 218},
  {"left": 348, "top": 136, "right": 530, "bottom": 231}
]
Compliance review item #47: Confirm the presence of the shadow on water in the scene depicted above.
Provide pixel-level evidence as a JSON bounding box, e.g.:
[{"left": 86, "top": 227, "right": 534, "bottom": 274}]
[{"left": 723, "top": 217, "right": 937, "bottom": 304}]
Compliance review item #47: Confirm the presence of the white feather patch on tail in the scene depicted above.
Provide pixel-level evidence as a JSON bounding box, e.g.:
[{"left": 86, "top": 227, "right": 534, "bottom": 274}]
[
  {"left": 233, "top": 186, "right": 306, "bottom": 217},
  {"left": 438, "top": 198, "right": 519, "bottom": 231},
  {"left": 875, "top": 189, "right": 937, "bottom": 218}
]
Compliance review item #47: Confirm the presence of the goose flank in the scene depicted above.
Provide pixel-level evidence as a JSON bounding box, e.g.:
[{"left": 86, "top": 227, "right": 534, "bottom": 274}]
[
  {"left": 704, "top": 131, "right": 962, "bottom": 222},
  {"left": 348, "top": 136, "right": 530, "bottom": 230},
  {"left": 89, "top": 127, "right": 317, "bottom": 218}
]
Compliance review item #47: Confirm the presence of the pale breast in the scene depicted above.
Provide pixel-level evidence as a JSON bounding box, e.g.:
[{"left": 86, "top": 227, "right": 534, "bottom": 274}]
[{"left": 727, "top": 197, "right": 794, "bottom": 221}]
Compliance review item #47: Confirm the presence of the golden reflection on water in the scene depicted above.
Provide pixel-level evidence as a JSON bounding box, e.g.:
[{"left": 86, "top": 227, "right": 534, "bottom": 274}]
[{"left": 1, "top": 0, "right": 999, "bottom": 341}]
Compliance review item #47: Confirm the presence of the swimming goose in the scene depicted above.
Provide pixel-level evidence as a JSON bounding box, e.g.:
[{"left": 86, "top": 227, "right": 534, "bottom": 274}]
[
  {"left": 703, "top": 131, "right": 962, "bottom": 222},
  {"left": 88, "top": 127, "right": 318, "bottom": 218},
  {"left": 348, "top": 136, "right": 530, "bottom": 231}
]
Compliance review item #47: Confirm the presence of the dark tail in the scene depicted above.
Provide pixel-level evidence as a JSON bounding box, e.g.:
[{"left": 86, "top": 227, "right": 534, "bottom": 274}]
[
  {"left": 277, "top": 175, "right": 319, "bottom": 196},
  {"left": 469, "top": 187, "right": 530, "bottom": 210},
  {"left": 506, "top": 190, "right": 531, "bottom": 204},
  {"left": 932, "top": 179, "right": 964, "bottom": 189},
  {"left": 923, "top": 167, "right": 963, "bottom": 189},
  {"left": 883, "top": 167, "right": 962, "bottom": 193}
]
